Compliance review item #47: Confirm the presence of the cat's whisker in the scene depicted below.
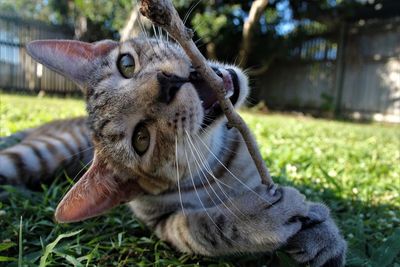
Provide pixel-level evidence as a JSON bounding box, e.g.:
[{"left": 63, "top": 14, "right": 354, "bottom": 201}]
[
  {"left": 58, "top": 156, "right": 93, "bottom": 201},
  {"left": 183, "top": 140, "right": 242, "bottom": 247},
  {"left": 134, "top": 0, "right": 162, "bottom": 60},
  {"left": 152, "top": 25, "right": 159, "bottom": 41},
  {"left": 196, "top": 121, "right": 238, "bottom": 144},
  {"left": 69, "top": 145, "right": 106, "bottom": 183},
  {"left": 199, "top": 126, "right": 250, "bottom": 144},
  {"left": 152, "top": 24, "right": 160, "bottom": 45},
  {"left": 66, "top": 145, "right": 94, "bottom": 161},
  {"left": 175, "top": 135, "right": 186, "bottom": 216},
  {"left": 186, "top": 131, "right": 236, "bottom": 192},
  {"left": 191, "top": 133, "right": 274, "bottom": 229},
  {"left": 157, "top": 27, "right": 164, "bottom": 42},
  {"left": 194, "top": 37, "right": 203, "bottom": 45},
  {"left": 63, "top": 145, "right": 109, "bottom": 199},
  {"left": 206, "top": 141, "right": 241, "bottom": 155},
  {"left": 195, "top": 41, "right": 208, "bottom": 50},
  {"left": 233, "top": 55, "right": 239, "bottom": 67},
  {"left": 185, "top": 131, "right": 233, "bottom": 218},
  {"left": 192, "top": 19, "right": 206, "bottom": 36},
  {"left": 56, "top": 153, "right": 95, "bottom": 216},
  {"left": 183, "top": 0, "right": 202, "bottom": 25},
  {"left": 191, "top": 133, "right": 240, "bottom": 192},
  {"left": 190, "top": 132, "right": 254, "bottom": 220},
  {"left": 185, "top": 131, "right": 244, "bottom": 221},
  {"left": 184, "top": 137, "right": 216, "bottom": 205},
  {"left": 134, "top": 0, "right": 150, "bottom": 41},
  {"left": 152, "top": 25, "right": 163, "bottom": 52},
  {"left": 195, "top": 133, "right": 274, "bottom": 206}
]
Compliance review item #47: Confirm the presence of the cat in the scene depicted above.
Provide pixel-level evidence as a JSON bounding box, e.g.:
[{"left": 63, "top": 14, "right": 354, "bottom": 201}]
[{"left": 0, "top": 37, "right": 346, "bottom": 266}]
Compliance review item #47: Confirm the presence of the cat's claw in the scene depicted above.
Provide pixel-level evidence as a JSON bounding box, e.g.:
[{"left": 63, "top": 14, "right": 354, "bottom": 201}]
[
  {"left": 267, "top": 183, "right": 278, "bottom": 195},
  {"left": 283, "top": 203, "right": 347, "bottom": 267}
]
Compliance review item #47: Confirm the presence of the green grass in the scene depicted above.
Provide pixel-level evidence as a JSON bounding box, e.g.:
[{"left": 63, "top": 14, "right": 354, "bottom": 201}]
[
  {"left": 1, "top": 92, "right": 399, "bottom": 266},
  {"left": 0, "top": 93, "right": 86, "bottom": 136}
]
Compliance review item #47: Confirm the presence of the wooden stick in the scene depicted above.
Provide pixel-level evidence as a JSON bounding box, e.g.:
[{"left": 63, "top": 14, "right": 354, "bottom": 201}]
[{"left": 139, "top": 0, "right": 274, "bottom": 186}]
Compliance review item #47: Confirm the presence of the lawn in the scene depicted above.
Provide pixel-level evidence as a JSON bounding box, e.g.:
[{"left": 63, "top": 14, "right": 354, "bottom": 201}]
[{"left": 1, "top": 92, "right": 399, "bottom": 267}]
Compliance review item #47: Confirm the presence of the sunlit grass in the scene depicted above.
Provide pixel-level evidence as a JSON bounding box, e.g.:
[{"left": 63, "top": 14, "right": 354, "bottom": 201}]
[
  {"left": 1, "top": 92, "right": 399, "bottom": 266},
  {"left": 0, "top": 92, "right": 85, "bottom": 136}
]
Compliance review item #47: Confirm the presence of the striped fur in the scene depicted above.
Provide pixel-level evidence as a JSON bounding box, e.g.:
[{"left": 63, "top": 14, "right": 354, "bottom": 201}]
[
  {"left": 0, "top": 37, "right": 346, "bottom": 266},
  {"left": 0, "top": 118, "right": 93, "bottom": 188}
]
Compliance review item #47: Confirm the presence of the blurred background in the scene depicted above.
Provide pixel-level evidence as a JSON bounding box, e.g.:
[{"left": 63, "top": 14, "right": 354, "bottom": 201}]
[
  {"left": 0, "top": 0, "right": 399, "bottom": 122},
  {"left": 0, "top": 1, "right": 399, "bottom": 266}
]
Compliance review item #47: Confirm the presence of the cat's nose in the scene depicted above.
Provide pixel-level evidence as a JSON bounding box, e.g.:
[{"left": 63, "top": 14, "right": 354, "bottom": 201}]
[{"left": 157, "top": 72, "right": 188, "bottom": 104}]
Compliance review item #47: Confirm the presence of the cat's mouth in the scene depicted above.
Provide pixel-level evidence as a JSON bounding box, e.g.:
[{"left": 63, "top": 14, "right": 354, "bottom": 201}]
[{"left": 192, "top": 68, "right": 240, "bottom": 128}]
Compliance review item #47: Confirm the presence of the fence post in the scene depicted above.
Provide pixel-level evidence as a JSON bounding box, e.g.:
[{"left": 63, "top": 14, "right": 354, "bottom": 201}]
[{"left": 334, "top": 22, "right": 348, "bottom": 117}]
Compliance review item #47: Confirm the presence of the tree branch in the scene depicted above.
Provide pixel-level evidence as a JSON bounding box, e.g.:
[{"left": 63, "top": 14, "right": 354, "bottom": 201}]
[
  {"left": 139, "top": 0, "right": 273, "bottom": 186},
  {"left": 247, "top": 54, "right": 276, "bottom": 76},
  {"left": 238, "top": 0, "right": 269, "bottom": 68}
]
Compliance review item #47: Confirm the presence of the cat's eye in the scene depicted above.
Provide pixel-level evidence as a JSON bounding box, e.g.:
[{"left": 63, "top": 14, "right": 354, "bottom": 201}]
[
  {"left": 118, "top": 54, "right": 136, "bottom": 78},
  {"left": 132, "top": 123, "right": 150, "bottom": 155}
]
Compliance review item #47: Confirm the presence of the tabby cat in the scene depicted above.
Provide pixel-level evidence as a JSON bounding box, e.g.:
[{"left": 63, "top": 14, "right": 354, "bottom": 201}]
[{"left": 0, "top": 37, "right": 346, "bottom": 266}]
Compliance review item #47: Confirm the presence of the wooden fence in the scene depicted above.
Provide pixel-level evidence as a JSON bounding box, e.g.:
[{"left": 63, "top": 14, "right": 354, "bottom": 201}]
[
  {"left": 256, "top": 17, "right": 400, "bottom": 122},
  {"left": 0, "top": 14, "right": 79, "bottom": 94}
]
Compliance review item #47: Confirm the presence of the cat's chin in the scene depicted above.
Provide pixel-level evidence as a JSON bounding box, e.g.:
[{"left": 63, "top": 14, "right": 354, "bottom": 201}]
[{"left": 199, "top": 68, "right": 241, "bottom": 128}]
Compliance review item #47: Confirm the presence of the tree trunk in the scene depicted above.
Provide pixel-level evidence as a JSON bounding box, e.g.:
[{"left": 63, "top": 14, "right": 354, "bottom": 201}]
[
  {"left": 206, "top": 42, "right": 217, "bottom": 59},
  {"left": 120, "top": 5, "right": 152, "bottom": 41},
  {"left": 120, "top": 5, "right": 141, "bottom": 41},
  {"left": 74, "top": 14, "right": 88, "bottom": 40},
  {"left": 238, "top": 0, "right": 269, "bottom": 68}
]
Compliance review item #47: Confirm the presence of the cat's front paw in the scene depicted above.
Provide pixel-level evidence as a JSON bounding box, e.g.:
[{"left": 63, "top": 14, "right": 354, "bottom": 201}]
[
  {"left": 283, "top": 203, "right": 347, "bottom": 267},
  {"left": 239, "top": 185, "right": 309, "bottom": 249}
]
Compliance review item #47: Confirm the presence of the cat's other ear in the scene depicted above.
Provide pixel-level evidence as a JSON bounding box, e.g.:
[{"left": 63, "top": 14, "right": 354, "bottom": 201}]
[
  {"left": 55, "top": 155, "right": 143, "bottom": 223},
  {"left": 26, "top": 39, "right": 117, "bottom": 93}
]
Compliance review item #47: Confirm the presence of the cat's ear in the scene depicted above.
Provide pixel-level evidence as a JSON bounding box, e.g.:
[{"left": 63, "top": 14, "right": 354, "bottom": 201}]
[
  {"left": 55, "top": 155, "right": 142, "bottom": 223},
  {"left": 26, "top": 40, "right": 117, "bottom": 93}
]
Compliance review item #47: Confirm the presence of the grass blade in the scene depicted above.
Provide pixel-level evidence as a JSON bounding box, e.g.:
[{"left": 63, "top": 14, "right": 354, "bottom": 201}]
[
  {"left": 39, "top": 229, "right": 82, "bottom": 267},
  {"left": 0, "top": 256, "right": 17, "bottom": 262},
  {"left": 0, "top": 242, "right": 16, "bottom": 252},
  {"left": 18, "top": 216, "right": 23, "bottom": 267},
  {"left": 371, "top": 228, "right": 400, "bottom": 267}
]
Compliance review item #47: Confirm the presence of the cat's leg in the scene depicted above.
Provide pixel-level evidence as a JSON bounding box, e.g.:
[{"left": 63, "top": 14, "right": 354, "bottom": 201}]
[
  {"left": 155, "top": 186, "right": 307, "bottom": 255},
  {"left": 154, "top": 185, "right": 345, "bottom": 267},
  {"left": 283, "top": 203, "right": 347, "bottom": 267},
  {"left": 156, "top": 186, "right": 308, "bottom": 256}
]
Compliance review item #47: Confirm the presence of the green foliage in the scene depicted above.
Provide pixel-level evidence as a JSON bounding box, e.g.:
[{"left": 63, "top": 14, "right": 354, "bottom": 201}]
[
  {"left": 370, "top": 229, "right": 400, "bottom": 267},
  {"left": 265, "top": 7, "right": 280, "bottom": 24},
  {"left": 192, "top": 11, "right": 228, "bottom": 43},
  {"left": 0, "top": 0, "right": 134, "bottom": 40},
  {"left": 1, "top": 93, "right": 399, "bottom": 266},
  {"left": 69, "top": 0, "right": 134, "bottom": 34},
  {"left": 39, "top": 229, "right": 83, "bottom": 267},
  {"left": 0, "top": 0, "right": 51, "bottom": 21},
  {"left": 0, "top": 93, "right": 85, "bottom": 136}
]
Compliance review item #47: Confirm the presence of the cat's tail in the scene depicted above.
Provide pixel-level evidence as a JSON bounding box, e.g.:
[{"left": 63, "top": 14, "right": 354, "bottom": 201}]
[
  {"left": 0, "top": 118, "right": 94, "bottom": 190},
  {"left": 0, "top": 129, "right": 34, "bottom": 150}
]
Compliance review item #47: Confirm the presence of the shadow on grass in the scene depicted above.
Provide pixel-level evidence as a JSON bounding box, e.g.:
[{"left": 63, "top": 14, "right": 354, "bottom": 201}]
[{"left": 1, "top": 174, "right": 399, "bottom": 267}]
